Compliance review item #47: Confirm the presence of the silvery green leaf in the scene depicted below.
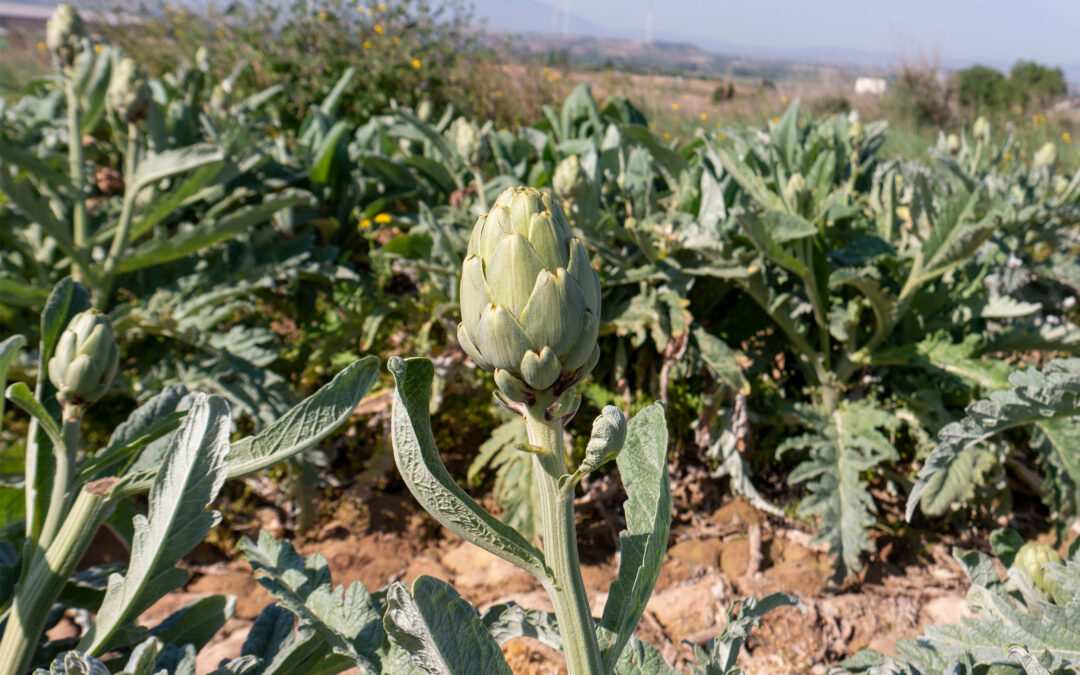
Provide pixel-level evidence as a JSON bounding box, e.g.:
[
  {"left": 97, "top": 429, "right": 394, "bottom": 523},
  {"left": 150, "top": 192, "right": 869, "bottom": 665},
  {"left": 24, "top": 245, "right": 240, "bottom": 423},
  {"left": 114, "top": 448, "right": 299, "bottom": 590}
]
[
  {"left": 120, "top": 636, "right": 163, "bottom": 675},
  {"left": 567, "top": 406, "right": 626, "bottom": 486},
  {"left": 131, "top": 143, "right": 225, "bottom": 196},
  {"left": 240, "top": 531, "right": 383, "bottom": 670},
  {"left": 697, "top": 593, "right": 800, "bottom": 674},
  {"left": 1008, "top": 648, "right": 1051, "bottom": 675},
  {"left": 782, "top": 400, "right": 898, "bottom": 582},
  {"left": 384, "top": 575, "right": 511, "bottom": 675},
  {"left": 80, "top": 394, "right": 231, "bottom": 655},
  {"left": 481, "top": 603, "right": 562, "bottom": 651},
  {"left": 389, "top": 357, "right": 549, "bottom": 582},
  {"left": 5, "top": 382, "right": 65, "bottom": 452},
  {"left": 613, "top": 637, "right": 675, "bottom": 675},
  {"left": 598, "top": 402, "right": 671, "bottom": 669},
  {"left": 0, "top": 334, "right": 26, "bottom": 434},
  {"left": 114, "top": 357, "right": 379, "bottom": 496},
  {"left": 908, "top": 359, "right": 1080, "bottom": 520},
  {"left": 240, "top": 606, "right": 343, "bottom": 675}
]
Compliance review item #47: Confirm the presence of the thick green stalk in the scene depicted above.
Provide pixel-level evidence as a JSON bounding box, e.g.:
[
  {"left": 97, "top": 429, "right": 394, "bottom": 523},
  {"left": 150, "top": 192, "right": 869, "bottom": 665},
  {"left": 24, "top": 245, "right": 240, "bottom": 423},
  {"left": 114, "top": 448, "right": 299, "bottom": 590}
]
[
  {"left": 0, "top": 489, "right": 108, "bottom": 675},
  {"left": 523, "top": 409, "right": 604, "bottom": 675},
  {"left": 66, "top": 78, "right": 88, "bottom": 277},
  {"left": 95, "top": 125, "right": 140, "bottom": 310},
  {"left": 38, "top": 411, "right": 81, "bottom": 550}
]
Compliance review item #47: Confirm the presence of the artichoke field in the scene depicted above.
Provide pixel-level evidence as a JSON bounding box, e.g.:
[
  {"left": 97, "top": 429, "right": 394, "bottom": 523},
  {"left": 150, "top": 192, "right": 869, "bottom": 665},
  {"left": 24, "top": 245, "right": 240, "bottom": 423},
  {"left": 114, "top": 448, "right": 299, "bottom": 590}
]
[{"left": 1, "top": 4, "right": 1079, "bottom": 674}]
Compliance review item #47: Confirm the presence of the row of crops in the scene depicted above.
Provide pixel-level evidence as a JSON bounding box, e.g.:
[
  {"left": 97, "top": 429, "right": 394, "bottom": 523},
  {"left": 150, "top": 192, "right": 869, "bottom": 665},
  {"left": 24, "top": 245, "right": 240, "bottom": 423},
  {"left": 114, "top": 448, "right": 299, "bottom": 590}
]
[{"left": 2, "top": 5, "right": 1080, "bottom": 674}]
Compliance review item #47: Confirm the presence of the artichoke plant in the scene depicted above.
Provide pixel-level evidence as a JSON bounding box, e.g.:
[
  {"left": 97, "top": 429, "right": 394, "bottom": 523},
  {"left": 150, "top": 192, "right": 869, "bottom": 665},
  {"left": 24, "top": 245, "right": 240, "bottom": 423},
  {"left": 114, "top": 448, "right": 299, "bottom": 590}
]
[
  {"left": 48, "top": 309, "right": 119, "bottom": 410},
  {"left": 458, "top": 186, "right": 600, "bottom": 408},
  {"left": 1014, "top": 541, "right": 1063, "bottom": 596}
]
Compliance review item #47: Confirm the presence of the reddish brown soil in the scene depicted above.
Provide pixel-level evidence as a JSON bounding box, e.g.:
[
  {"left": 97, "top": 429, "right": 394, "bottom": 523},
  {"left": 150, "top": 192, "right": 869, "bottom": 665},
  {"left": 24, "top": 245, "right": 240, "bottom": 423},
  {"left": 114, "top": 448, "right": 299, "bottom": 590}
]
[{"left": 56, "top": 490, "right": 975, "bottom": 674}]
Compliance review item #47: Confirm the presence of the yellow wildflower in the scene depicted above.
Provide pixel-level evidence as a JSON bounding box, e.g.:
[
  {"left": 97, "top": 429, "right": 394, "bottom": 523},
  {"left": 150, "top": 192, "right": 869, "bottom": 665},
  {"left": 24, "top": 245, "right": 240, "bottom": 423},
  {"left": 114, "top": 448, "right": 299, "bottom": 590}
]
[
  {"left": 37, "top": 41, "right": 46, "bottom": 50},
  {"left": 717, "top": 133, "right": 726, "bottom": 140},
  {"left": 93, "top": 44, "right": 103, "bottom": 53},
  {"left": 715, "top": 121, "right": 723, "bottom": 129},
  {"left": 1064, "top": 132, "right": 1072, "bottom": 144},
  {"left": 670, "top": 103, "right": 679, "bottom": 111},
  {"left": 318, "top": 11, "right": 328, "bottom": 20},
  {"left": 781, "top": 96, "right": 788, "bottom": 104},
  {"left": 216, "top": 29, "right": 225, "bottom": 38},
  {"left": 772, "top": 117, "right": 780, "bottom": 123},
  {"left": 411, "top": 58, "right": 421, "bottom": 69},
  {"left": 374, "top": 213, "right": 392, "bottom": 224},
  {"left": 1004, "top": 152, "right": 1013, "bottom": 160},
  {"left": 378, "top": 2, "right": 387, "bottom": 10},
  {"left": 173, "top": 28, "right": 183, "bottom": 37},
  {"left": 374, "top": 24, "right": 385, "bottom": 34},
  {"left": 363, "top": 40, "right": 373, "bottom": 49},
  {"left": 360, "top": 218, "right": 372, "bottom": 228},
  {"left": 699, "top": 112, "right": 708, "bottom": 121},
  {"left": 392, "top": 36, "right": 400, "bottom": 44},
  {"left": 663, "top": 131, "right": 671, "bottom": 140}
]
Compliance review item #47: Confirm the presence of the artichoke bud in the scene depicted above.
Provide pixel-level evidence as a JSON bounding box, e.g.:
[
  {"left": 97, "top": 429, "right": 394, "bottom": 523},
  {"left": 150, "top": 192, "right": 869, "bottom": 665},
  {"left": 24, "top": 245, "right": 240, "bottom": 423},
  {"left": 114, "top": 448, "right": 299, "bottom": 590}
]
[
  {"left": 847, "top": 120, "right": 864, "bottom": 144},
  {"left": 416, "top": 98, "right": 433, "bottom": 122},
  {"left": 973, "top": 116, "right": 990, "bottom": 143},
  {"left": 1034, "top": 142, "right": 1057, "bottom": 169},
  {"left": 946, "top": 133, "right": 961, "bottom": 155},
  {"left": 46, "top": 3, "right": 86, "bottom": 69},
  {"left": 48, "top": 310, "right": 119, "bottom": 409},
  {"left": 448, "top": 118, "right": 485, "bottom": 166},
  {"left": 195, "top": 46, "right": 211, "bottom": 72},
  {"left": 459, "top": 187, "right": 601, "bottom": 407},
  {"left": 108, "top": 57, "right": 152, "bottom": 125},
  {"left": 784, "top": 172, "right": 807, "bottom": 210},
  {"left": 578, "top": 406, "right": 627, "bottom": 475},
  {"left": 1013, "top": 542, "right": 1062, "bottom": 597},
  {"left": 553, "top": 155, "right": 587, "bottom": 201}
]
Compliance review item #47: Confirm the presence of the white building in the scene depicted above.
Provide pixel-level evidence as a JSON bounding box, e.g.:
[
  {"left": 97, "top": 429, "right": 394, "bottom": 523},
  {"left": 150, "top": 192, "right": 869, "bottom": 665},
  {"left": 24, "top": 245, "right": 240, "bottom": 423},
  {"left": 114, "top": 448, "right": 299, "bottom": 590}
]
[{"left": 854, "top": 77, "right": 887, "bottom": 96}]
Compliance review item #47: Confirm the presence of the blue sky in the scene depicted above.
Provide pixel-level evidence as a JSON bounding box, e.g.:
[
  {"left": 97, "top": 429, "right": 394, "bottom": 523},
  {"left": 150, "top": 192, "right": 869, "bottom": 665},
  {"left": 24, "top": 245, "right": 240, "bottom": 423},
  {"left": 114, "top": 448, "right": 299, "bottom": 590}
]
[{"left": 474, "top": 0, "right": 1080, "bottom": 72}]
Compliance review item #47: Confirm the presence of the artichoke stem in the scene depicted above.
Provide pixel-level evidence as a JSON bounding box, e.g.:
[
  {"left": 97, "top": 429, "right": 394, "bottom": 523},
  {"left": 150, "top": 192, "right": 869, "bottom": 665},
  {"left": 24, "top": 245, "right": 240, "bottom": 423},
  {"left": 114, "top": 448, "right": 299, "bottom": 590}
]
[
  {"left": 38, "top": 412, "right": 81, "bottom": 550},
  {"left": 66, "top": 77, "right": 88, "bottom": 284},
  {"left": 0, "top": 489, "right": 108, "bottom": 675},
  {"left": 525, "top": 407, "right": 604, "bottom": 675}
]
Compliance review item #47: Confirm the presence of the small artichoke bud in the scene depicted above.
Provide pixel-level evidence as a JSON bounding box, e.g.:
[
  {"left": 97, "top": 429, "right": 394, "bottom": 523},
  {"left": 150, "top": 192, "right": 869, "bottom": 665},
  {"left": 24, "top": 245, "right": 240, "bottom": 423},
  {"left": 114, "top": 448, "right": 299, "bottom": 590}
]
[
  {"left": 48, "top": 310, "right": 120, "bottom": 409},
  {"left": 416, "top": 98, "right": 433, "bottom": 122},
  {"left": 946, "top": 133, "right": 961, "bottom": 155},
  {"left": 458, "top": 187, "right": 601, "bottom": 407},
  {"left": 847, "top": 120, "right": 864, "bottom": 144},
  {"left": 1013, "top": 542, "right": 1062, "bottom": 597},
  {"left": 973, "top": 116, "right": 990, "bottom": 143},
  {"left": 578, "top": 406, "right": 627, "bottom": 475},
  {"left": 108, "top": 57, "right": 151, "bottom": 125},
  {"left": 784, "top": 172, "right": 807, "bottom": 210},
  {"left": 553, "top": 155, "right": 586, "bottom": 201},
  {"left": 46, "top": 3, "right": 87, "bottom": 69},
  {"left": 1054, "top": 175, "right": 1069, "bottom": 196},
  {"left": 1034, "top": 142, "right": 1057, "bottom": 169},
  {"left": 448, "top": 118, "right": 485, "bottom": 166},
  {"left": 195, "top": 46, "right": 211, "bottom": 72}
]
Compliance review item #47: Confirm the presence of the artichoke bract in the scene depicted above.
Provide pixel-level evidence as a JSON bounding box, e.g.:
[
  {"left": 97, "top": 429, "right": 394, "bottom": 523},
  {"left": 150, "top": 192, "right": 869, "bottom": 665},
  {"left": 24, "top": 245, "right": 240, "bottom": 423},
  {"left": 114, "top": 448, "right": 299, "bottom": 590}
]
[
  {"left": 48, "top": 310, "right": 119, "bottom": 409},
  {"left": 458, "top": 187, "right": 600, "bottom": 407},
  {"left": 108, "top": 57, "right": 152, "bottom": 125}
]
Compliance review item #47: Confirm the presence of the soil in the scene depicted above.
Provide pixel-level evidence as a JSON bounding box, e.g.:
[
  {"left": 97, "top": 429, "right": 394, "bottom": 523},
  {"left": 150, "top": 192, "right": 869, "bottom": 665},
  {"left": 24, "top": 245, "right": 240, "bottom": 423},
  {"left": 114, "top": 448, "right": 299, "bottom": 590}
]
[{"left": 64, "top": 489, "right": 976, "bottom": 675}]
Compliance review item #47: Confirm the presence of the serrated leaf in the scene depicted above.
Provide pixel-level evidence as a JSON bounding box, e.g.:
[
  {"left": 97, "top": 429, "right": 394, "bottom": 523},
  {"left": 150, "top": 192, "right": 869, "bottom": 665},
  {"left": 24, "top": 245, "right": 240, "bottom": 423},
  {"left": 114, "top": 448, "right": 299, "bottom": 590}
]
[
  {"left": 782, "top": 400, "right": 898, "bottom": 582},
  {"left": 480, "top": 603, "right": 562, "bottom": 651},
  {"left": 240, "top": 531, "right": 383, "bottom": 670},
  {"left": 388, "top": 357, "right": 549, "bottom": 582},
  {"left": 908, "top": 359, "right": 1080, "bottom": 520},
  {"left": 598, "top": 402, "right": 671, "bottom": 669},
  {"left": 114, "top": 357, "right": 379, "bottom": 496},
  {"left": 384, "top": 575, "right": 512, "bottom": 675},
  {"left": 81, "top": 394, "right": 231, "bottom": 655}
]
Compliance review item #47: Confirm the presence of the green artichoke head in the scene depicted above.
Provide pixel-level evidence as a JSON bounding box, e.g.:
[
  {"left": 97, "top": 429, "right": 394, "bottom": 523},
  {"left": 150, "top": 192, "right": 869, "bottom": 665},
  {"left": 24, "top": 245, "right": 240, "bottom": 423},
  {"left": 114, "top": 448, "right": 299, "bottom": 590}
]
[
  {"left": 946, "top": 133, "right": 961, "bottom": 155},
  {"left": 108, "top": 57, "right": 151, "bottom": 125},
  {"left": 1034, "top": 142, "right": 1057, "bottom": 169},
  {"left": 448, "top": 118, "right": 486, "bottom": 166},
  {"left": 46, "top": 3, "right": 86, "bottom": 69},
  {"left": 458, "top": 187, "right": 601, "bottom": 408},
  {"left": 973, "top": 116, "right": 990, "bottom": 143},
  {"left": 48, "top": 310, "right": 120, "bottom": 409},
  {"left": 553, "top": 155, "right": 586, "bottom": 200},
  {"left": 1013, "top": 541, "right": 1062, "bottom": 597}
]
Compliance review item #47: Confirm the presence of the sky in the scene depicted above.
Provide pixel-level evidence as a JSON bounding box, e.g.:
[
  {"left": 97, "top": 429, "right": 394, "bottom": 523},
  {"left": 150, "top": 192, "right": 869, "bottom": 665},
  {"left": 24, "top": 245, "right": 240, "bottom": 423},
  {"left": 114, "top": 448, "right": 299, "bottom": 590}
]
[{"left": 473, "top": 0, "right": 1080, "bottom": 73}]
